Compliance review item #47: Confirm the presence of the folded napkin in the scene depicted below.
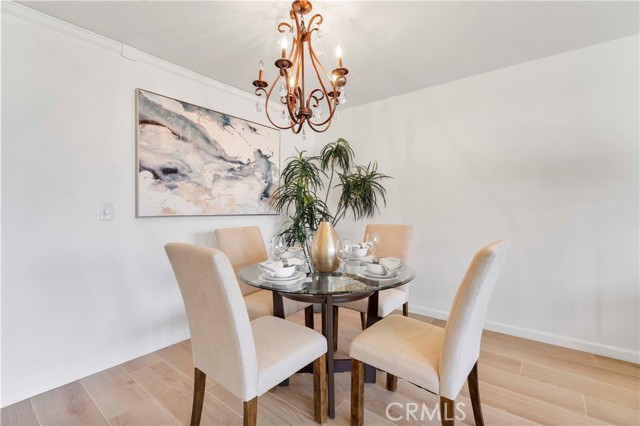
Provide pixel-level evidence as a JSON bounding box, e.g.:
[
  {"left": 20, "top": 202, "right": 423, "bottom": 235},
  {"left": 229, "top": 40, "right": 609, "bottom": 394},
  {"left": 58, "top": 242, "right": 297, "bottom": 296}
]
[
  {"left": 259, "top": 258, "right": 304, "bottom": 272},
  {"left": 362, "top": 256, "right": 402, "bottom": 270}
]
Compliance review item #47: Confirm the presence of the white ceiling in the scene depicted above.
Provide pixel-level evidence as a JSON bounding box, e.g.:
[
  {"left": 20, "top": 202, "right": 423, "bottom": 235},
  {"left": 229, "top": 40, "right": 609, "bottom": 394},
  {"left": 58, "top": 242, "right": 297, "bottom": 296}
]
[{"left": 18, "top": 1, "right": 640, "bottom": 108}]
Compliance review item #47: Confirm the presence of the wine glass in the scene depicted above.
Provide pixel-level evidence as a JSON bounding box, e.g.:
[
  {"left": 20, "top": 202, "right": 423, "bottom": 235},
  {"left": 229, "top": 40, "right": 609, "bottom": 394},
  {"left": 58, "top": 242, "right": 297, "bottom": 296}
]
[
  {"left": 365, "top": 232, "right": 381, "bottom": 259},
  {"left": 269, "top": 235, "right": 287, "bottom": 260},
  {"left": 336, "top": 239, "right": 352, "bottom": 279}
]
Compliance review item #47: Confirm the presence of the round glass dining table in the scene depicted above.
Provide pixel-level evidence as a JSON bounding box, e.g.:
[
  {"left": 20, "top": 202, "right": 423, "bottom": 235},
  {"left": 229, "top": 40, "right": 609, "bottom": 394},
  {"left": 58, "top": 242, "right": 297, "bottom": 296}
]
[{"left": 239, "top": 262, "right": 415, "bottom": 419}]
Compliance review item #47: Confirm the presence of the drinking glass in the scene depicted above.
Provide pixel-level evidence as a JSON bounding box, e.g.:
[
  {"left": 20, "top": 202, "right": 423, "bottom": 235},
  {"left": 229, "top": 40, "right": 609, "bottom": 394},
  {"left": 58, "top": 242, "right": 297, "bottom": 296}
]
[
  {"left": 269, "top": 235, "right": 287, "bottom": 260},
  {"left": 336, "top": 239, "right": 352, "bottom": 279},
  {"left": 365, "top": 232, "right": 381, "bottom": 258},
  {"left": 303, "top": 229, "right": 316, "bottom": 273}
]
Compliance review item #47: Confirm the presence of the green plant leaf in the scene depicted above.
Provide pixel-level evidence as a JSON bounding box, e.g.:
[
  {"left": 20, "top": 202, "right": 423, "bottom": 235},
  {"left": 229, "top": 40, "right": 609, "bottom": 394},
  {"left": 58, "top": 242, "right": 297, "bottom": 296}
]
[
  {"left": 272, "top": 143, "right": 391, "bottom": 243},
  {"left": 319, "top": 138, "right": 354, "bottom": 173},
  {"left": 334, "top": 161, "right": 391, "bottom": 224}
]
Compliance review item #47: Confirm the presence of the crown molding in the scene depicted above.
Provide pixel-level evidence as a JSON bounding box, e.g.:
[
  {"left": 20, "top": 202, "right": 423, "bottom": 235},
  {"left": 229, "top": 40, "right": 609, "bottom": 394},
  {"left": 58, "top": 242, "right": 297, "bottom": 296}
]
[
  {"left": 1, "top": 1, "right": 121, "bottom": 52},
  {"left": 1, "top": 1, "right": 261, "bottom": 104}
]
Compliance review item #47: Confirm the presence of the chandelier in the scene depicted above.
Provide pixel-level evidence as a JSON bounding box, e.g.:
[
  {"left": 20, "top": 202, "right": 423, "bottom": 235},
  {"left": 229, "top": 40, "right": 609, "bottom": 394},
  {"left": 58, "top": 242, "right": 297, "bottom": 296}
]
[{"left": 252, "top": 0, "right": 348, "bottom": 135}]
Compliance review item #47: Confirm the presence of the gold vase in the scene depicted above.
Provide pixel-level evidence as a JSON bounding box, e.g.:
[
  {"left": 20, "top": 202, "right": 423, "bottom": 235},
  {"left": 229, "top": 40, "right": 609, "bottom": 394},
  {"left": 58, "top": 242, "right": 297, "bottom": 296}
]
[{"left": 310, "top": 221, "right": 341, "bottom": 273}]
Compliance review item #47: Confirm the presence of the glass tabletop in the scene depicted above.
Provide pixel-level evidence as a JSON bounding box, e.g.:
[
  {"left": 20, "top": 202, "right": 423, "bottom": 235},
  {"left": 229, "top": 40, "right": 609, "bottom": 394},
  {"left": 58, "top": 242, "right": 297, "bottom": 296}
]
[{"left": 238, "top": 261, "right": 415, "bottom": 296}]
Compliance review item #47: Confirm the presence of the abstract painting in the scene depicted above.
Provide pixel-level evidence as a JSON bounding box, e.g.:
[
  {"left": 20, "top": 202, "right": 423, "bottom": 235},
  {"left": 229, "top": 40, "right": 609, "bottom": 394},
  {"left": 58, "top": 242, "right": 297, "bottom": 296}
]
[{"left": 136, "top": 89, "right": 280, "bottom": 217}]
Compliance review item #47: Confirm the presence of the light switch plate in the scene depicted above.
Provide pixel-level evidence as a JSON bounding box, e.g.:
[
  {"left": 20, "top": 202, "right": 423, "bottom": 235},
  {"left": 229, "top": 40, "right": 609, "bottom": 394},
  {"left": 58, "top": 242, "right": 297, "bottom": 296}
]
[{"left": 100, "top": 203, "right": 114, "bottom": 221}]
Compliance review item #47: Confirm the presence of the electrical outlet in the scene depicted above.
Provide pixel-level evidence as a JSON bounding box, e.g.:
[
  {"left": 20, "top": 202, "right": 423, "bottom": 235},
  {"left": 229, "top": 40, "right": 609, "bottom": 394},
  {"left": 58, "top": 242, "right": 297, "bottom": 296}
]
[{"left": 100, "top": 203, "right": 114, "bottom": 221}]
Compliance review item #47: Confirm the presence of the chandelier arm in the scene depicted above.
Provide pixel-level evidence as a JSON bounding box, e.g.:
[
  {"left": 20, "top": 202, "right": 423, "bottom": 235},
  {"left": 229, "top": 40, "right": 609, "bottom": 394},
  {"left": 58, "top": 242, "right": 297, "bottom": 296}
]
[
  {"left": 307, "top": 13, "right": 323, "bottom": 29},
  {"left": 257, "top": 87, "right": 296, "bottom": 130},
  {"left": 283, "top": 78, "right": 302, "bottom": 127},
  {"left": 308, "top": 87, "right": 340, "bottom": 127},
  {"left": 306, "top": 118, "right": 331, "bottom": 133},
  {"left": 308, "top": 97, "right": 340, "bottom": 131},
  {"left": 290, "top": 8, "right": 302, "bottom": 50},
  {"left": 291, "top": 48, "right": 302, "bottom": 100},
  {"left": 283, "top": 8, "right": 302, "bottom": 64},
  {"left": 309, "top": 42, "right": 334, "bottom": 84},
  {"left": 285, "top": 32, "right": 298, "bottom": 88},
  {"left": 288, "top": 29, "right": 298, "bottom": 64},
  {"left": 307, "top": 43, "right": 336, "bottom": 121},
  {"left": 278, "top": 22, "right": 292, "bottom": 33},
  {"left": 296, "top": 45, "right": 303, "bottom": 86},
  {"left": 306, "top": 90, "right": 322, "bottom": 125},
  {"left": 259, "top": 71, "right": 298, "bottom": 130},
  {"left": 300, "top": 39, "right": 306, "bottom": 102},
  {"left": 292, "top": 119, "right": 306, "bottom": 135},
  {"left": 295, "top": 85, "right": 304, "bottom": 108},
  {"left": 307, "top": 89, "right": 325, "bottom": 108},
  {"left": 308, "top": 43, "right": 330, "bottom": 96},
  {"left": 282, "top": 68, "right": 296, "bottom": 119},
  {"left": 309, "top": 42, "right": 342, "bottom": 125},
  {"left": 309, "top": 101, "right": 338, "bottom": 127}
]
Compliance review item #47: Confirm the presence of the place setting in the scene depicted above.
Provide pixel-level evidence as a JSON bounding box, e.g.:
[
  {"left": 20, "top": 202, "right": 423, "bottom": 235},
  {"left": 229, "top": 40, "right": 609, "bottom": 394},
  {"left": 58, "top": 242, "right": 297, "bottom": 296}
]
[
  {"left": 257, "top": 236, "right": 307, "bottom": 287},
  {"left": 358, "top": 257, "right": 403, "bottom": 279},
  {"left": 338, "top": 233, "right": 403, "bottom": 280}
]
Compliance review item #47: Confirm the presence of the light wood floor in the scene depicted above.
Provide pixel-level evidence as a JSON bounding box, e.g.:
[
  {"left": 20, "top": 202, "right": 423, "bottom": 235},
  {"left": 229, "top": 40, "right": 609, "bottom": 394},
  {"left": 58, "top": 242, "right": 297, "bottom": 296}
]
[{"left": 2, "top": 310, "right": 639, "bottom": 426}]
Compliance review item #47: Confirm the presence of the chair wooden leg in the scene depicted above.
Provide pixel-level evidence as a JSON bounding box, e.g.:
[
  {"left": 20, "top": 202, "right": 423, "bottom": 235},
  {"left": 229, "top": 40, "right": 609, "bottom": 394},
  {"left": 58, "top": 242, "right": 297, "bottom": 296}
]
[
  {"left": 243, "top": 397, "right": 258, "bottom": 426},
  {"left": 313, "top": 354, "right": 327, "bottom": 423},
  {"left": 351, "top": 359, "right": 365, "bottom": 426},
  {"left": 440, "top": 396, "right": 455, "bottom": 426},
  {"left": 402, "top": 302, "right": 409, "bottom": 316},
  {"left": 333, "top": 306, "right": 339, "bottom": 352},
  {"left": 305, "top": 305, "right": 315, "bottom": 329},
  {"left": 468, "top": 362, "right": 484, "bottom": 426},
  {"left": 190, "top": 368, "right": 206, "bottom": 426},
  {"left": 386, "top": 373, "right": 397, "bottom": 392},
  {"left": 359, "top": 312, "right": 367, "bottom": 330}
]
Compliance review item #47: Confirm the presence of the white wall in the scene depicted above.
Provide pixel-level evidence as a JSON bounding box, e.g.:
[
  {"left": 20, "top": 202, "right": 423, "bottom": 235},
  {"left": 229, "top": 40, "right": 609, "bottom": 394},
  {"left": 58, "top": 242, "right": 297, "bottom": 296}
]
[
  {"left": 1, "top": 5, "right": 317, "bottom": 406},
  {"left": 327, "top": 35, "right": 639, "bottom": 362}
]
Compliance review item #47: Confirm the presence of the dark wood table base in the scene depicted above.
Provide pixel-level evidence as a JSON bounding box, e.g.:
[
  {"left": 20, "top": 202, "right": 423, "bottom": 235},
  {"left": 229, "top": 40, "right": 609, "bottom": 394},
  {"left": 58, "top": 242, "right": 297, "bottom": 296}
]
[{"left": 273, "top": 291, "right": 381, "bottom": 419}]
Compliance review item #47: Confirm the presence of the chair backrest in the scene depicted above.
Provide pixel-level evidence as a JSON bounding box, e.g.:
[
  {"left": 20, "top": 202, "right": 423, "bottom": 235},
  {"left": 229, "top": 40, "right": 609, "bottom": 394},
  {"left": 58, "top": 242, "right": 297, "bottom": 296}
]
[
  {"left": 215, "top": 226, "right": 268, "bottom": 296},
  {"left": 438, "top": 240, "right": 511, "bottom": 400},
  {"left": 363, "top": 224, "right": 413, "bottom": 260},
  {"left": 164, "top": 243, "right": 259, "bottom": 401}
]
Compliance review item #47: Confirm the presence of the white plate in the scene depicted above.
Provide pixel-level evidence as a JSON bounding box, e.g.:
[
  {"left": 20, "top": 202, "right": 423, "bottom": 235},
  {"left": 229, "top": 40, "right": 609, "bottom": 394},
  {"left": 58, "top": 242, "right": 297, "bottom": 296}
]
[
  {"left": 359, "top": 270, "right": 398, "bottom": 279},
  {"left": 270, "top": 281, "right": 307, "bottom": 289},
  {"left": 258, "top": 265, "right": 296, "bottom": 276},
  {"left": 259, "top": 271, "right": 305, "bottom": 283},
  {"left": 258, "top": 276, "right": 306, "bottom": 288}
]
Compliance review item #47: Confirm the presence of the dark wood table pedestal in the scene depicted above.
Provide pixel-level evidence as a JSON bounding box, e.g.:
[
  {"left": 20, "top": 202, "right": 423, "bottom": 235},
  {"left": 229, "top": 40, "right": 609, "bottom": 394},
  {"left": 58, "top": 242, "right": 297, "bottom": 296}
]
[{"left": 273, "top": 291, "right": 381, "bottom": 419}]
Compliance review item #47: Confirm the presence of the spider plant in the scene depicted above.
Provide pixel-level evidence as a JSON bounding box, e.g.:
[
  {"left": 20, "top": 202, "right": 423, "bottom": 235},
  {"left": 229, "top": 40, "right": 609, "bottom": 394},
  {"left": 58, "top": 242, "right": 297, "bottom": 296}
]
[
  {"left": 272, "top": 139, "right": 390, "bottom": 246},
  {"left": 271, "top": 150, "right": 332, "bottom": 246},
  {"left": 333, "top": 162, "right": 389, "bottom": 225},
  {"left": 320, "top": 138, "right": 354, "bottom": 206}
]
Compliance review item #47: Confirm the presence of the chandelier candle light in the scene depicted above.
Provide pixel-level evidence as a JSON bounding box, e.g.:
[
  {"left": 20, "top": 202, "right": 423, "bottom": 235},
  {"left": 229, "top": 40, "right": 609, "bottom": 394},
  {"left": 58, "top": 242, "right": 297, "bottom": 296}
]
[{"left": 252, "top": 0, "right": 349, "bottom": 134}]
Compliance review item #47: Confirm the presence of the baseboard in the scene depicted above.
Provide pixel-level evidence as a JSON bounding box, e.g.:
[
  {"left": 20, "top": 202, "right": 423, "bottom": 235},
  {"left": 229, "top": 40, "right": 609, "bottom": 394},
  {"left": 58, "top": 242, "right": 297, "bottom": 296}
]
[
  {"left": 1, "top": 329, "right": 190, "bottom": 408},
  {"left": 410, "top": 305, "right": 640, "bottom": 364}
]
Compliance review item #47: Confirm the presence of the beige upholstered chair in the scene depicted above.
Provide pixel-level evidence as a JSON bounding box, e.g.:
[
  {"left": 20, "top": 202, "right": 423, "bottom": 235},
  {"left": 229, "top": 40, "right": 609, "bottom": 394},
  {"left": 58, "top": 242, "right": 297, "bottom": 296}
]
[
  {"left": 215, "top": 226, "right": 313, "bottom": 322},
  {"left": 165, "top": 243, "right": 328, "bottom": 426},
  {"left": 333, "top": 224, "right": 413, "bottom": 349},
  {"left": 350, "top": 240, "right": 511, "bottom": 426}
]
